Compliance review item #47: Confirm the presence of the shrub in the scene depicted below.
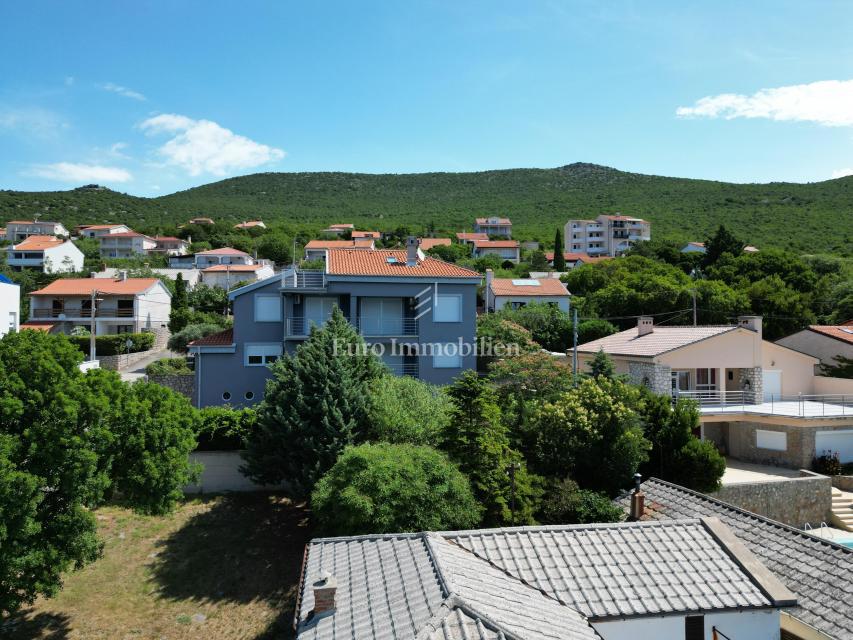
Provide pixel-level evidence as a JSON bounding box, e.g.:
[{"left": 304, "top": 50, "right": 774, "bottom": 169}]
[
  {"left": 167, "top": 323, "right": 224, "bottom": 353},
  {"left": 813, "top": 450, "right": 843, "bottom": 476},
  {"left": 367, "top": 375, "right": 452, "bottom": 446},
  {"left": 196, "top": 406, "right": 257, "bottom": 451},
  {"left": 669, "top": 439, "right": 727, "bottom": 493},
  {"left": 311, "top": 443, "right": 482, "bottom": 536},
  {"left": 145, "top": 357, "right": 192, "bottom": 376},
  {"left": 539, "top": 478, "right": 624, "bottom": 525},
  {"left": 69, "top": 332, "right": 155, "bottom": 356}
]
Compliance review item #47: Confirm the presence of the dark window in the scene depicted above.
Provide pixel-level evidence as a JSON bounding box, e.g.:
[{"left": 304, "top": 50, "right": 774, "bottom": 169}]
[
  {"left": 244, "top": 391, "right": 254, "bottom": 400},
  {"left": 685, "top": 616, "right": 704, "bottom": 640},
  {"left": 247, "top": 355, "right": 263, "bottom": 365},
  {"left": 222, "top": 392, "right": 231, "bottom": 401}
]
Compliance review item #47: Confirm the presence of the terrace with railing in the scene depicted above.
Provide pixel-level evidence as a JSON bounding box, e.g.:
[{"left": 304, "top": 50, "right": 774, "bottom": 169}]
[
  {"left": 285, "top": 315, "right": 418, "bottom": 338},
  {"left": 280, "top": 270, "right": 326, "bottom": 290},
  {"left": 32, "top": 306, "right": 135, "bottom": 319},
  {"left": 677, "top": 390, "right": 853, "bottom": 418}
]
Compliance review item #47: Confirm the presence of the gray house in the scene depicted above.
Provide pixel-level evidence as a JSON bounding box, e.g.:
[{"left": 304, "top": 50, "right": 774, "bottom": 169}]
[{"left": 189, "top": 240, "right": 482, "bottom": 407}]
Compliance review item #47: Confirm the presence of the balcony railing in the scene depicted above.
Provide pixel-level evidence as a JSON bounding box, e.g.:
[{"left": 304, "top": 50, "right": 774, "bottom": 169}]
[
  {"left": 32, "top": 307, "right": 135, "bottom": 319},
  {"left": 385, "top": 361, "right": 419, "bottom": 377},
  {"left": 677, "top": 391, "right": 853, "bottom": 418},
  {"left": 281, "top": 270, "right": 326, "bottom": 289},
  {"left": 357, "top": 317, "right": 418, "bottom": 336}
]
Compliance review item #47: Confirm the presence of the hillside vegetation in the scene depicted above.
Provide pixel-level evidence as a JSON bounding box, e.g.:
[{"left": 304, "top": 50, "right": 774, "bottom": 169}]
[{"left": 1, "top": 163, "right": 852, "bottom": 255}]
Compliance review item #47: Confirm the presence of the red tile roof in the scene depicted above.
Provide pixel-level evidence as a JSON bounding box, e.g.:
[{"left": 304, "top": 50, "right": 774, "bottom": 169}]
[
  {"left": 807, "top": 325, "right": 853, "bottom": 345},
  {"left": 188, "top": 328, "right": 234, "bottom": 347},
  {"left": 326, "top": 249, "right": 480, "bottom": 278},
  {"left": 475, "top": 217, "right": 512, "bottom": 225},
  {"left": 196, "top": 247, "right": 250, "bottom": 256},
  {"left": 101, "top": 231, "right": 154, "bottom": 240},
  {"left": 419, "top": 238, "right": 452, "bottom": 250},
  {"left": 473, "top": 240, "right": 520, "bottom": 249},
  {"left": 545, "top": 251, "right": 593, "bottom": 262},
  {"left": 490, "top": 278, "right": 570, "bottom": 297},
  {"left": 6, "top": 220, "right": 61, "bottom": 225},
  {"left": 201, "top": 264, "right": 263, "bottom": 272},
  {"left": 234, "top": 220, "right": 265, "bottom": 228},
  {"left": 155, "top": 236, "right": 184, "bottom": 242},
  {"left": 304, "top": 239, "right": 374, "bottom": 249},
  {"left": 20, "top": 322, "right": 56, "bottom": 332},
  {"left": 12, "top": 235, "right": 64, "bottom": 250},
  {"left": 30, "top": 278, "right": 161, "bottom": 296},
  {"left": 456, "top": 232, "right": 489, "bottom": 242},
  {"left": 351, "top": 230, "right": 381, "bottom": 239}
]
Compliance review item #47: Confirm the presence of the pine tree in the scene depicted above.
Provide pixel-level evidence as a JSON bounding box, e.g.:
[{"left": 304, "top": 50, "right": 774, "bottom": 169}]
[
  {"left": 703, "top": 224, "right": 743, "bottom": 267},
  {"left": 443, "top": 371, "right": 540, "bottom": 526},
  {"left": 553, "top": 229, "right": 566, "bottom": 271},
  {"left": 241, "top": 307, "right": 383, "bottom": 496},
  {"left": 587, "top": 348, "right": 617, "bottom": 379}
]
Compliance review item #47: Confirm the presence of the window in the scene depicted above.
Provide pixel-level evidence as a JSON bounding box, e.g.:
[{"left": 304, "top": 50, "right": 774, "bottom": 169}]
[
  {"left": 255, "top": 294, "right": 281, "bottom": 322},
  {"left": 695, "top": 368, "right": 717, "bottom": 391},
  {"left": 244, "top": 391, "right": 255, "bottom": 400},
  {"left": 360, "top": 298, "right": 403, "bottom": 334},
  {"left": 222, "top": 391, "right": 231, "bottom": 401},
  {"left": 433, "top": 343, "right": 462, "bottom": 369},
  {"left": 434, "top": 294, "right": 462, "bottom": 322},
  {"left": 305, "top": 296, "right": 338, "bottom": 328},
  {"left": 685, "top": 616, "right": 703, "bottom": 640},
  {"left": 245, "top": 344, "right": 283, "bottom": 367},
  {"left": 8, "top": 312, "right": 17, "bottom": 333},
  {"left": 756, "top": 430, "right": 787, "bottom": 451}
]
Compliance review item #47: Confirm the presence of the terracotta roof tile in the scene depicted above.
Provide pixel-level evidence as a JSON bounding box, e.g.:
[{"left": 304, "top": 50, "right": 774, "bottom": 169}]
[
  {"left": 188, "top": 328, "right": 234, "bottom": 347},
  {"left": 545, "top": 251, "right": 593, "bottom": 262},
  {"left": 351, "top": 230, "right": 381, "bottom": 238},
  {"left": 456, "top": 232, "right": 489, "bottom": 242},
  {"left": 12, "top": 235, "right": 64, "bottom": 250},
  {"left": 20, "top": 322, "right": 55, "bottom": 332},
  {"left": 196, "top": 247, "right": 250, "bottom": 256},
  {"left": 807, "top": 325, "right": 853, "bottom": 345},
  {"left": 30, "top": 278, "right": 161, "bottom": 296},
  {"left": 419, "top": 238, "right": 452, "bottom": 250},
  {"left": 490, "top": 278, "right": 570, "bottom": 297},
  {"left": 578, "top": 325, "right": 738, "bottom": 357},
  {"left": 473, "top": 240, "right": 519, "bottom": 248},
  {"left": 327, "top": 249, "right": 480, "bottom": 278},
  {"left": 304, "top": 239, "right": 374, "bottom": 249}
]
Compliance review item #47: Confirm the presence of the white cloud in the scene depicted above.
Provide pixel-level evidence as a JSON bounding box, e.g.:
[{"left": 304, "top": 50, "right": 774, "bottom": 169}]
[
  {"left": 139, "top": 113, "right": 285, "bottom": 176},
  {"left": 831, "top": 167, "right": 853, "bottom": 179},
  {"left": 30, "top": 162, "right": 132, "bottom": 183},
  {"left": 101, "top": 82, "right": 146, "bottom": 101},
  {"left": 676, "top": 79, "right": 853, "bottom": 127},
  {"left": 0, "top": 107, "right": 68, "bottom": 138}
]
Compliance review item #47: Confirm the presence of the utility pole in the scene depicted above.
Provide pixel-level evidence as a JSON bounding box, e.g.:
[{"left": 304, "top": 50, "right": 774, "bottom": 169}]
[
  {"left": 89, "top": 289, "right": 97, "bottom": 362},
  {"left": 692, "top": 289, "right": 697, "bottom": 326},
  {"left": 572, "top": 307, "right": 578, "bottom": 385}
]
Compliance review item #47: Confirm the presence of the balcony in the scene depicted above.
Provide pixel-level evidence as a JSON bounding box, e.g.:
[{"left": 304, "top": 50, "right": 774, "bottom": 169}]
[
  {"left": 357, "top": 316, "right": 418, "bottom": 337},
  {"left": 385, "top": 361, "right": 419, "bottom": 377},
  {"left": 31, "top": 307, "right": 135, "bottom": 319},
  {"left": 677, "top": 391, "right": 853, "bottom": 418},
  {"left": 281, "top": 270, "right": 326, "bottom": 290}
]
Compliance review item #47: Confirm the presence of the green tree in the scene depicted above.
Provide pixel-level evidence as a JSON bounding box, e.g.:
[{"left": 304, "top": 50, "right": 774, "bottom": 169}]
[
  {"left": 587, "top": 349, "right": 617, "bottom": 379},
  {"left": 257, "top": 233, "right": 293, "bottom": 265},
  {"left": 539, "top": 478, "right": 624, "bottom": 524},
  {"left": 443, "top": 371, "right": 541, "bottom": 525},
  {"left": 311, "top": 443, "right": 481, "bottom": 536},
  {"left": 553, "top": 229, "right": 566, "bottom": 271},
  {"left": 531, "top": 377, "right": 650, "bottom": 496},
  {"left": 168, "top": 273, "right": 190, "bottom": 333},
  {"left": 529, "top": 250, "right": 549, "bottom": 271},
  {"left": 167, "top": 323, "right": 224, "bottom": 353},
  {"left": 367, "top": 375, "right": 452, "bottom": 446},
  {"left": 241, "top": 307, "right": 383, "bottom": 496},
  {"left": 703, "top": 224, "right": 743, "bottom": 267},
  {"left": 476, "top": 314, "right": 540, "bottom": 356},
  {"left": 498, "top": 302, "right": 573, "bottom": 352}
]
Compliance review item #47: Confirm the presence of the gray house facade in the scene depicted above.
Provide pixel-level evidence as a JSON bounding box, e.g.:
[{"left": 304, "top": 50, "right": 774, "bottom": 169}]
[{"left": 190, "top": 243, "right": 482, "bottom": 407}]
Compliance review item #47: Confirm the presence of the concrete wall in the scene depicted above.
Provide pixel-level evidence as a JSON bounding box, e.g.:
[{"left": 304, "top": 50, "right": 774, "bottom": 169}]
[
  {"left": 658, "top": 328, "right": 761, "bottom": 370},
  {"left": 136, "top": 282, "right": 171, "bottom": 331},
  {"left": 43, "top": 241, "right": 84, "bottom": 273},
  {"left": 0, "top": 281, "right": 20, "bottom": 338},
  {"left": 712, "top": 470, "right": 832, "bottom": 526},
  {"left": 149, "top": 373, "right": 195, "bottom": 399},
  {"left": 777, "top": 329, "right": 853, "bottom": 368},
  {"left": 832, "top": 475, "right": 853, "bottom": 492},
  {"left": 184, "top": 451, "right": 287, "bottom": 493},
  {"left": 762, "top": 341, "right": 819, "bottom": 395},
  {"left": 814, "top": 376, "right": 853, "bottom": 395},
  {"left": 593, "top": 609, "right": 780, "bottom": 640}
]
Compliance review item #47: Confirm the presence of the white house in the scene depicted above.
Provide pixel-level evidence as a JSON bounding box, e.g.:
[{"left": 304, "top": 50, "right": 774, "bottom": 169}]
[
  {"left": 7, "top": 236, "right": 84, "bottom": 273},
  {"left": 98, "top": 232, "right": 158, "bottom": 258},
  {"left": 234, "top": 220, "right": 266, "bottom": 230},
  {"left": 29, "top": 275, "right": 171, "bottom": 335},
  {"left": 77, "top": 224, "right": 131, "bottom": 238},
  {"left": 0, "top": 275, "right": 20, "bottom": 338},
  {"left": 5, "top": 220, "right": 70, "bottom": 241},
  {"left": 485, "top": 269, "right": 571, "bottom": 312},
  {"left": 170, "top": 247, "right": 257, "bottom": 269},
  {"left": 471, "top": 239, "right": 520, "bottom": 262},
  {"left": 199, "top": 263, "right": 275, "bottom": 289},
  {"left": 681, "top": 241, "right": 707, "bottom": 254},
  {"left": 473, "top": 216, "right": 512, "bottom": 237},
  {"left": 321, "top": 223, "right": 354, "bottom": 236},
  {"left": 150, "top": 236, "right": 190, "bottom": 256}
]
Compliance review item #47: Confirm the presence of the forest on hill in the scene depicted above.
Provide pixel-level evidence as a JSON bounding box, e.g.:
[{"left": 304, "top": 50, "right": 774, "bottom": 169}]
[{"left": 1, "top": 163, "right": 852, "bottom": 256}]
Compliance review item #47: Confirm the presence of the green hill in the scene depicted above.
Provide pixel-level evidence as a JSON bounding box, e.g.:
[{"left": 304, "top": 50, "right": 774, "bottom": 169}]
[{"left": 2, "top": 163, "right": 852, "bottom": 255}]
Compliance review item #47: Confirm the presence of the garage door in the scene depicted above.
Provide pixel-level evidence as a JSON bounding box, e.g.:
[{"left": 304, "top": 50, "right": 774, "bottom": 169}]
[
  {"left": 763, "top": 370, "right": 782, "bottom": 401},
  {"left": 816, "top": 430, "right": 853, "bottom": 463}
]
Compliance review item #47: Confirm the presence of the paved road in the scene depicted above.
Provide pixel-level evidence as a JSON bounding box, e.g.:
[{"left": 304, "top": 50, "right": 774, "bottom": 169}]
[{"left": 118, "top": 349, "right": 182, "bottom": 382}]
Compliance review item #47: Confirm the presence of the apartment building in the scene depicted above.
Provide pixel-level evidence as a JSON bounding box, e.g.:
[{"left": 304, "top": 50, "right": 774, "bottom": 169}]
[
  {"left": 150, "top": 236, "right": 190, "bottom": 256},
  {"left": 564, "top": 214, "right": 651, "bottom": 257},
  {"left": 471, "top": 239, "right": 520, "bottom": 263},
  {"left": 98, "top": 232, "right": 157, "bottom": 258},
  {"left": 0, "top": 275, "right": 20, "bottom": 338},
  {"left": 200, "top": 263, "right": 275, "bottom": 289},
  {"left": 28, "top": 275, "right": 171, "bottom": 335},
  {"left": 7, "top": 235, "right": 84, "bottom": 273},
  {"left": 189, "top": 239, "right": 481, "bottom": 407},
  {"left": 473, "top": 216, "right": 512, "bottom": 237},
  {"left": 169, "top": 247, "right": 255, "bottom": 269},
  {"left": 5, "top": 220, "right": 70, "bottom": 241}
]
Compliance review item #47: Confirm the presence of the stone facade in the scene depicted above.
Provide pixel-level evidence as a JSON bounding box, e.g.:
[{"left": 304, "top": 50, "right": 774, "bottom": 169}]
[
  {"left": 712, "top": 470, "right": 832, "bottom": 527},
  {"left": 704, "top": 420, "right": 853, "bottom": 469},
  {"left": 738, "top": 366, "right": 763, "bottom": 403},
  {"left": 149, "top": 373, "right": 195, "bottom": 399},
  {"left": 628, "top": 361, "right": 671, "bottom": 396},
  {"left": 98, "top": 347, "right": 161, "bottom": 371}
]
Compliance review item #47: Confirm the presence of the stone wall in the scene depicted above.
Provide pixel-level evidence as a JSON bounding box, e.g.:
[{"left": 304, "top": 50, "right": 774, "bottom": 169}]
[
  {"left": 738, "top": 366, "right": 763, "bottom": 403},
  {"left": 704, "top": 420, "right": 853, "bottom": 469},
  {"left": 628, "top": 361, "right": 671, "bottom": 396},
  {"left": 832, "top": 475, "right": 853, "bottom": 492},
  {"left": 98, "top": 347, "right": 160, "bottom": 371},
  {"left": 149, "top": 373, "right": 195, "bottom": 399},
  {"left": 712, "top": 470, "right": 832, "bottom": 527}
]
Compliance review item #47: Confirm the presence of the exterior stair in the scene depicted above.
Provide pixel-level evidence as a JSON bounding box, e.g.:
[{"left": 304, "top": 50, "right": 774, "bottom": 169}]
[{"left": 830, "top": 487, "right": 853, "bottom": 532}]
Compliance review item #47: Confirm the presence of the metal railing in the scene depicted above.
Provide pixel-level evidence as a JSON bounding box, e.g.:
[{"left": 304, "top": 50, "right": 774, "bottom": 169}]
[
  {"left": 384, "top": 361, "right": 419, "bottom": 377},
  {"left": 281, "top": 270, "right": 326, "bottom": 289},
  {"left": 677, "top": 390, "right": 852, "bottom": 418},
  {"left": 31, "top": 307, "right": 135, "bottom": 319},
  {"left": 356, "top": 316, "right": 418, "bottom": 336}
]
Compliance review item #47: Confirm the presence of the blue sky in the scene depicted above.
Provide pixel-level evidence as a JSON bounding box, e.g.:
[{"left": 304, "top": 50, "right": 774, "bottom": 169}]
[{"left": 1, "top": 0, "right": 853, "bottom": 196}]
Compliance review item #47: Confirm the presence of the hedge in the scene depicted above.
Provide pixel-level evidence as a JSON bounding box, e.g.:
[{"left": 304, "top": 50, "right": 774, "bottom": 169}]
[
  {"left": 145, "top": 357, "right": 192, "bottom": 376},
  {"left": 69, "top": 332, "right": 155, "bottom": 356}
]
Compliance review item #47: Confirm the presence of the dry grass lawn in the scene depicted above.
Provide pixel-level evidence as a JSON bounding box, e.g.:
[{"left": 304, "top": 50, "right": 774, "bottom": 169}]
[{"left": 2, "top": 493, "right": 311, "bottom": 640}]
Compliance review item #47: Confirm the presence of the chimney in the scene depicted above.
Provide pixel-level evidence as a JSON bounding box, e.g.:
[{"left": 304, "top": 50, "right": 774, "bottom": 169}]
[
  {"left": 312, "top": 572, "right": 337, "bottom": 615},
  {"left": 629, "top": 473, "right": 645, "bottom": 521},
  {"left": 406, "top": 236, "right": 420, "bottom": 266},
  {"left": 485, "top": 269, "right": 494, "bottom": 312},
  {"left": 738, "top": 315, "right": 762, "bottom": 340},
  {"left": 637, "top": 315, "right": 653, "bottom": 337},
  {"left": 118, "top": 270, "right": 128, "bottom": 282}
]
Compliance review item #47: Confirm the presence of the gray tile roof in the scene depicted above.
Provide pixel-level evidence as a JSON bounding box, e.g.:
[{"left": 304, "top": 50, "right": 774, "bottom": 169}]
[
  {"left": 576, "top": 325, "right": 737, "bottom": 357},
  {"left": 618, "top": 478, "right": 853, "bottom": 640},
  {"left": 295, "top": 519, "right": 789, "bottom": 640}
]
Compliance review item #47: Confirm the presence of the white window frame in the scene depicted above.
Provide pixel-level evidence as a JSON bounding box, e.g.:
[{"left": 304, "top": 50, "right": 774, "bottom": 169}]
[
  {"left": 254, "top": 294, "right": 281, "bottom": 322},
  {"left": 433, "top": 343, "right": 462, "bottom": 369},
  {"left": 434, "top": 294, "right": 462, "bottom": 323},
  {"left": 244, "top": 343, "right": 283, "bottom": 367}
]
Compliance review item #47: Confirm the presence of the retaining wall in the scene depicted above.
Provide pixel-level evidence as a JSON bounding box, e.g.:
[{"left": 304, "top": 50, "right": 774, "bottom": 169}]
[
  {"left": 712, "top": 470, "right": 832, "bottom": 527},
  {"left": 832, "top": 475, "right": 853, "bottom": 492},
  {"left": 184, "top": 451, "right": 288, "bottom": 494},
  {"left": 149, "top": 373, "right": 195, "bottom": 399}
]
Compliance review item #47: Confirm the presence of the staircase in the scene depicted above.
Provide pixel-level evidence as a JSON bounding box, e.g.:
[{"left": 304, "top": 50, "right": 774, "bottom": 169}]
[{"left": 830, "top": 487, "right": 853, "bottom": 531}]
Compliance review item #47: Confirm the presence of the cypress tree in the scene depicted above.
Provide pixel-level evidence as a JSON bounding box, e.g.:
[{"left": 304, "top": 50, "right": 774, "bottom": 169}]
[{"left": 553, "top": 229, "right": 566, "bottom": 271}]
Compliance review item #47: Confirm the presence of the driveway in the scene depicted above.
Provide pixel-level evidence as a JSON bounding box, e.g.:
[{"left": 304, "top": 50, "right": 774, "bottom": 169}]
[
  {"left": 118, "top": 349, "right": 182, "bottom": 383},
  {"left": 721, "top": 458, "right": 802, "bottom": 485}
]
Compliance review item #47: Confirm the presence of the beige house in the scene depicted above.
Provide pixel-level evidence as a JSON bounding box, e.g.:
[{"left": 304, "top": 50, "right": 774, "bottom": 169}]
[
  {"left": 98, "top": 231, "right": 157, "bottom": 257},
  {"left": 200, "top": 263, "right": 275, "bottom": 289},
  {"left": 776, "top": 322, "right": 853, "bottom": 372},
  {"left": 473, "top": 216, "right": 512, "bottom": 237},
  {"left": 577, "top": 316, "right": 853, "bottom": 467}
]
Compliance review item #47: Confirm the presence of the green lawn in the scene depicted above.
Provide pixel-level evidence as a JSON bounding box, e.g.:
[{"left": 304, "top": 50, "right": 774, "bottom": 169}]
[{"left": 3, "top": 494, "right": 311, "bottom": 640}]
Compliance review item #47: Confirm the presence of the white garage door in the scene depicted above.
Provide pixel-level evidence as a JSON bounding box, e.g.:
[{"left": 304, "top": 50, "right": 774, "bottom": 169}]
[
  {"left": 763, "top": 370, "right": 782, "bottom": 401},
  {"left": 816, "top": 431, "right": 853, "bottom": 463}
]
